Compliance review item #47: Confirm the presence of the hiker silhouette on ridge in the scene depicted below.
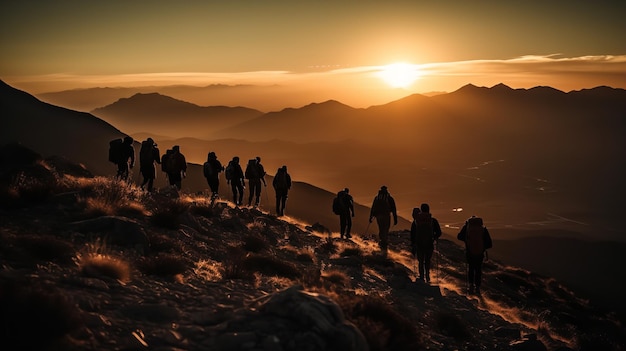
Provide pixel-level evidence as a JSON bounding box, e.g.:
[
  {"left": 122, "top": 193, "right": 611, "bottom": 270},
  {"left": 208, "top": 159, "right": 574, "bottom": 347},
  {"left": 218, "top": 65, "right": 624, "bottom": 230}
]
[
  {"left": 369, "top": 185, "right": 398, "bottom": 256},
  {"left": 245, "top": 156, "right": 266, "bottom": 207},
  {"left": 333, "top": 188, "right": 355, "bottom": 239},
  {"left": 410, "top": 203, "right": 442, "bottom": 282},
  {"left": 139, "top": 137, "right": 161, "bottom": 192},
  {"left": 164, "top": 145, "right": 187, "bottom": 190},
  {"left": 115, "top": 136, "right": 135, "bottom": 181},
  {"left": 457, "top": 216, "right": 493, "bottom": 295},
  {"left": 203, "top": 151, "right": 224, "bottom": 200},
  {"left": 225, "top": 156, "right": 245, "bottom": 206},
  {"left": 272, "top": 165, "right": 292, "bottom": 216}
]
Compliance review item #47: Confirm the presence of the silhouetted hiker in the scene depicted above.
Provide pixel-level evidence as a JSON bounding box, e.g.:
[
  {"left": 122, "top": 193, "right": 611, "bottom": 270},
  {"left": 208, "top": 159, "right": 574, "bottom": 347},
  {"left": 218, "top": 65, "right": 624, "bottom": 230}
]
[
  {"left": 457, "top": 216, "right": 493, "bottom": 295},
  {"left": 245, "top": 156, "right": 266, "bottom": 207},
  {"left": 225, "top": 156, "right": 245, "bottom": 206},
  {"left": 369, "top": 186, "right": 397, "bottom": 256},
  {"left": 165, "top": 145, "right": 187, "bottom": 190},
  {"left": 333, "top": 188, "right": 355, "bottom": 239},
  {"left": 109, "top": 136, "right": 135, "bottom": 181},
  {"left": 272, "top": 165, "right": 292, "bottom": 216},
  {"left": 203, "top": 151, "right": 224, "bottom": 200},
  {"left": 411, "top": 203, "right": 442, "bottom": 282},
  {"left": 139, "top": 138, "right": 161, "bottom": 192}
]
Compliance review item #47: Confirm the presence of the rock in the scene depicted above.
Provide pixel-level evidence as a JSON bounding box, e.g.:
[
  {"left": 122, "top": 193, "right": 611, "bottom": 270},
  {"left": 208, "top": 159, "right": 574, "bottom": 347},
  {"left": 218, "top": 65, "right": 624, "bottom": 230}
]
[
  {"left": 495, "top": 326, "right": 521, "bottom": 339},
  {"left": 123, "top": 303, "right": 181, "bottom": 323}
]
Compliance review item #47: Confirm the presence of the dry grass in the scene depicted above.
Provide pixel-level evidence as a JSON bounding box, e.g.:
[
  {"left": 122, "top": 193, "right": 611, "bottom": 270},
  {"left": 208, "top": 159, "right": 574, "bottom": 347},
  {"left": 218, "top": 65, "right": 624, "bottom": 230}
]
[
  {"left": 76, "top": 239, "right": 131, "bottom": 282},
  {"left": 76, "top": 176, "right": 147, "bottom": 218},
  {"left": 151, "top": 198, "right": 190, "bottom": 229},
  {"left": 243, "top": 253, "right": 303, "bottom": 279},
  {"left": 138, "top": 253, "right": 192, "bottom": 277},
  {"left": 194, "top": 259, "right": 223, "bottom": 281},
  {"left": 16, "top": 234, "right": 75, "bottom": 264}
]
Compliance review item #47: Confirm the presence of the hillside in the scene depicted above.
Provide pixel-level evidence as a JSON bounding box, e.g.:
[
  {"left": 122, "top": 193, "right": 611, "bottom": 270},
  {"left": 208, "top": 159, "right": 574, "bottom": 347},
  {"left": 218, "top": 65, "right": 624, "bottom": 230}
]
[{"left": 1, "top": 146, "right": 624, "bottom": 351}]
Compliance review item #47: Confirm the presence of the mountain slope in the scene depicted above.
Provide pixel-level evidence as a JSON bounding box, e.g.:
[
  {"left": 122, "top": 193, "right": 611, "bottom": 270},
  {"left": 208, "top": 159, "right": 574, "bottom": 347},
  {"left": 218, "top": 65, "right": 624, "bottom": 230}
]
[{"left": 1, "top": 156, "right": 624, "bottom": 350}]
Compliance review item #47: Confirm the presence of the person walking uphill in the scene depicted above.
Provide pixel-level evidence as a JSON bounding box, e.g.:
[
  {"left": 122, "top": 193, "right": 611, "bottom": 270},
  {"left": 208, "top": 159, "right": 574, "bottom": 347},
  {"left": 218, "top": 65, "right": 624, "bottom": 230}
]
[
  {"left": 369, "top": 186, "right": 398, "bottom": 256},
  {"left": 457, "top": 216, "right": 493, "bottom": 295},
  {"left": 411, "top": 203, "right": 442, "bottom": 283},
  {"left": 203, "top": 151, "right": 224, "bottom": 200},
  {"left": 225, "top": 156, "right": 245, "bottom": 206},
  {"left": 109, "top": 136, "right": 135, "bottom": 181},
  {"left": 245, "top": 156, "right": 266, "bottom": 207},
  {"left": 272, "top": 165, "right": 292, "bottom": 216},
  {"left": 164, "top": 145, "right": 187, "bottom": 190},
  {"left": 333, "top": 188, "right": 355, "bottom": 239},
  {"left": 139, "top": 138, "right": 161, "bottom": 192}
]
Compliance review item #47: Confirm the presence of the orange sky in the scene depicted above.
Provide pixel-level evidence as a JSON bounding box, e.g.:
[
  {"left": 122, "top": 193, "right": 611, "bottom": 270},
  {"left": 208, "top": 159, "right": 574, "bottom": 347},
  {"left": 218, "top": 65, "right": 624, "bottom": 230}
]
[{"left": 1, "top": 1, "right": 625, "bottom": 107}]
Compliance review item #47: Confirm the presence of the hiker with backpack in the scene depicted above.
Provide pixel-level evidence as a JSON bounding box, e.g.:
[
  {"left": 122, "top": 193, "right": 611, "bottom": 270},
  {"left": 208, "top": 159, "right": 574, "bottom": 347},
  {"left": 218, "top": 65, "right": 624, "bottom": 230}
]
[
  {"left": 225, "top": 156, "right": 245, "bottom": 206},
  {"left": 109, "top": 136, "right": 135, "bottom": 181},
  {"left": 333, "top": 188, "right": 355, "bottom": 239},
  {"left": 457, "top": 216, "right": 493, "bottom": 295},
  {"left": 272, "top": 165, "right": 292, "bottom": 216},
  {"left": 369, "top": 186, "right": 398, "bottom": 256},
  {"left": 410, "top": 203, "right": 442, "bottom": 283},
  {"left": 164, "top": 145, "right": 187, "bottom": 190},
  {"left": 203, "top": 151, "right": 224, "bottom": 200},
  {"left": 139, "top": 138, "right": 161, "bottom": 192},
  {"left": 245, "top": 156, "right": 266, "bottom": 207}
]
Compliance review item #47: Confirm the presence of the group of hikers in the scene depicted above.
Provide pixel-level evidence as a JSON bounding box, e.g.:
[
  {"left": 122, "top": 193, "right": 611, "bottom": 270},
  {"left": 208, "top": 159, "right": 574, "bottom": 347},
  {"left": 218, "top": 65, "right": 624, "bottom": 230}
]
[
  {"left": 110, "top": 136, "right": 493, "bottom": 295},
  {"left": 335, "top": 185, "right": 493, "bottom": 295},
  {"left": 108, "top": 136, "right": 292, "bottom": 216}
]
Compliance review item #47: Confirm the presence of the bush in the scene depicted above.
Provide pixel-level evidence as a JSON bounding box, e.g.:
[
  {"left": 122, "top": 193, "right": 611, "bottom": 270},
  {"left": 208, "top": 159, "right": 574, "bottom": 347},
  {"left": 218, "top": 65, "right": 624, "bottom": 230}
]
[
  {"left": 243, "top": 253, "right": 302, "bottom": 280},
  {"left": 243, "top": 233, "right": 270, "bottom": 253},
  {"left": 0, "top": 280, "right": 83, "bottom": 349},
  {"left": 16, "top": 234, "right": 75, "bottom": 264},
  {"left": 138, "top": 254, "right": 192, "bottom": 276},
  {"left": 339, "top": 246, "right": 363, "bottom": 258},
  {"left": 77, "top": 252, "right": 131, "bottom": 282},
  {"left": 151, "top": 198, "right": 190, "bottom": 229},
  {"left": 222, "top": 246, "right": 255, "bottom": 280}
]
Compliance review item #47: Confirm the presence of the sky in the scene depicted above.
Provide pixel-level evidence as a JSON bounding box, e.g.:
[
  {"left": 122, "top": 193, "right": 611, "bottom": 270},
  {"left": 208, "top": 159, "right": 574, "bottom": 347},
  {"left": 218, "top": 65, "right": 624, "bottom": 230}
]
[{"left": 1, "top": 0, "right": 625, "bottom": 107}]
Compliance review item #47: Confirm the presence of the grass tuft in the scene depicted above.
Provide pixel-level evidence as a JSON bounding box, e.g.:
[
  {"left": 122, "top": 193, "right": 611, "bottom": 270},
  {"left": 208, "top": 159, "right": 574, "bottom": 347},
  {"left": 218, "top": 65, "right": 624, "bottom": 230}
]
[{"left": 138, "top": 253, "right": 192, "bottom": 276}]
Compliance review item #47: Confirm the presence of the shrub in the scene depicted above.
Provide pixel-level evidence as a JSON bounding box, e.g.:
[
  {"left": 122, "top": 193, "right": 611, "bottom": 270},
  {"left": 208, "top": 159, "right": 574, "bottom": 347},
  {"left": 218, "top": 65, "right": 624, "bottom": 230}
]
[
  {"left": 339, "top": 246, "right": 363, "bottom": 258},
  {"left": 151, "top": 198, "right": 190, "bottom": 229},
  {"left": 320, "top": 237, "right": 338, "bottom": 254},
  {"left": 243, "top": 233, "right": 270, "bottom": 253},
  {"left": 0, "top": 280, "right": 83, "bottom": 349},
  {"left": 16, "top": 234, "right": 75, "bottom": 264},
  {"left": 138, "top": 253, "right": 192, "bottom": 276},
  {"left": 222, "top": 246, "right": 255, "bottom": 280},
  {"left": 243, "top": 253, "right": 302, "bottom": 280},
  {"left": 321, "top": 269, "right": 352, "bottom": 290},
  {"left": 77, "top": 249, "right": 131, "bottom": 283}
]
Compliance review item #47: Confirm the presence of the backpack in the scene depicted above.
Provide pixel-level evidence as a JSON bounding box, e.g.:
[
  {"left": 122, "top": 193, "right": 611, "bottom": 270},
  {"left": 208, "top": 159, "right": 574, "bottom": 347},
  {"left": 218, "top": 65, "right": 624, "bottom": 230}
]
[
  {"left": 139, "top": 140, "right": 153, "bottom": 167},
  {"left": 161, "top": 150, "right": 173, "bottom": 173},
  {"left": 245, "top": 159, "right": 259, "bottom": 179},
  {"left": 203, "top": 161, "right": 214, "bottom": 178},
  {"left": 371, "top": 194, "right": 391, "bottom": 215},
  {"left": 108, "top": 138, "right": 123, "bottom": 164},
  {"left": 225, "top": 161, "right": 234, "bottom": 180},
  {"left": 466, "top": 217, "right": 485, "bottom": 256},
  {"left": 414, "top": 212, "right": 434, "bottom": 247},
  {"left": 332, "top": 191, "right": 345, "bottom": 215},
  {"left": 273, "top": 169, "right": 288, "bottom": 190}
]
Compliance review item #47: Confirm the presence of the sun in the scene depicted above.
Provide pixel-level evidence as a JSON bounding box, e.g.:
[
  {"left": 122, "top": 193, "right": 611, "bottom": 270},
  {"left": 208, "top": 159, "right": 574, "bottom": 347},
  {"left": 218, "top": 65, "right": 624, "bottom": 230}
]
[{"left": 377, "top": 62, "right": 421, "bottom": 88}]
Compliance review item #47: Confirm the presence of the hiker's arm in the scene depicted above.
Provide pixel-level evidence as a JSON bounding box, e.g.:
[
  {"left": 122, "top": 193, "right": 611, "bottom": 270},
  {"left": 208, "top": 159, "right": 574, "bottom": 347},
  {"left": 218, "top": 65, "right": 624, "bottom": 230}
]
[{"left": 433, "top": 219, "right": 442, "bottom": 240}]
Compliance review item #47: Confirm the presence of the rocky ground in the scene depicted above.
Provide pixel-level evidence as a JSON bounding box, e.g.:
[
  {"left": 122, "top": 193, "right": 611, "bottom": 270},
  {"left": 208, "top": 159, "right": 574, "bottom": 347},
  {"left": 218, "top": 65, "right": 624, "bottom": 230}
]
[{"left": 1, "top": 147, "right": 624, "bottom": 351}]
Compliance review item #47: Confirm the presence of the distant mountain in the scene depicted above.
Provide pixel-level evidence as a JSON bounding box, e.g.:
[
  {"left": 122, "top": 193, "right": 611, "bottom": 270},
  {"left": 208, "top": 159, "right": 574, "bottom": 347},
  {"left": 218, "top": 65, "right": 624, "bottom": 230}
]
[
  {"left": 1, "top": 80, "right": 404, "bottom": 233},
  {"left": 91, "top": 93, "right": 263, "bottom": 139}
]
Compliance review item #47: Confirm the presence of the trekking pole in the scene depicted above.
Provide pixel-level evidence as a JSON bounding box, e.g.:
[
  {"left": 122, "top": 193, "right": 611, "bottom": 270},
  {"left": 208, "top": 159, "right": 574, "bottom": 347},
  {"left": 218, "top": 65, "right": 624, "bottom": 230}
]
[{"left": 435, "top": 240, "right": 439, "bottom": 285}]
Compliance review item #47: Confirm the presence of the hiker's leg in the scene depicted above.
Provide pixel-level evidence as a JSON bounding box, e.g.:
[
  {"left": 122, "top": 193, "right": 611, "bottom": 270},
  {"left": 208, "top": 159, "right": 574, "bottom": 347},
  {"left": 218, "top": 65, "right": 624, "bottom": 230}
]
[
  {"left": 376, "top": 215, "right": 390, "bottom": 253},
  {"left": 417, "top": 250, "right": 425, "bottom": 280},
  {"left": 424, "top": 249, "right": 433, "bottom": 281},
  {"left": 339, "top": 214, "right": 347, "bottom": 237},
  {"left": 275, "top": 196, "right": 281, "bottom": 215},
  {"left": 147, "top": 178, "right": 154, "bottom": 192},
  {"left": 475, "top": 255, "right": 484, "bottom": 290},
  {"left": 345, "top": 214, "right": 352, "bottom": 237},
  {"left": 248, "top": 181, "right": 255, "bottom": 205}
]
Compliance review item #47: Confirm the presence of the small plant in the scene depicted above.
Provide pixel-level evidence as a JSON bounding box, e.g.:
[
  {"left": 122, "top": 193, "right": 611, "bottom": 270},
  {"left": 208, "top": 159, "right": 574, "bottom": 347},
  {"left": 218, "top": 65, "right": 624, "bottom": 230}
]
[
  {"left": 151, "top": 198, "right": 190, "bottom": 229},
  {"left": 243, "top": 233, "right": 270, "bottom": 253},
  {"left": 194, "top": 259, "right": 223, "bottom": 281},
  {"left": 222, "top": 246, "right": 255, "bottom": 280},
  {"left": 321, "top": 269, "right": 352, "bottom": 290},
  {"left": 76, "top": 239, "right": 131, "bottom": 282},
  {"left": 320, "top": 237, "right": 338, "bottom": 254},
  {"left": 243, "top": 253, "right": 302, "bottom": 280},
  {"left": 16, "top": 234, "right": 75, "bottom": 264},
  {"left": 138, "top": 253, "right": 192, "bottom": 277},
  {"left": 339, "top": 246, "right": 363, "bottom": 258}
]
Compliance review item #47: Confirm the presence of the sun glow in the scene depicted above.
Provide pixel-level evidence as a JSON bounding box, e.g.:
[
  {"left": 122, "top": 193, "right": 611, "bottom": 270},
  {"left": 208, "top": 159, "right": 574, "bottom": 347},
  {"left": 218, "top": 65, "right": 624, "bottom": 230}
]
[{"left": 377, "top": 62, "right": 421, "bottom": 88}]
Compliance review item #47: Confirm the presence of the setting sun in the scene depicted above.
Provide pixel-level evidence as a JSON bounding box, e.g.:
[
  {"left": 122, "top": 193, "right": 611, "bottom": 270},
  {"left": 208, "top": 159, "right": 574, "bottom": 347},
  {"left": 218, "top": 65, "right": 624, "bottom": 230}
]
[{"left": 377, "top": 62, "right": 421, "bottom": 88}]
